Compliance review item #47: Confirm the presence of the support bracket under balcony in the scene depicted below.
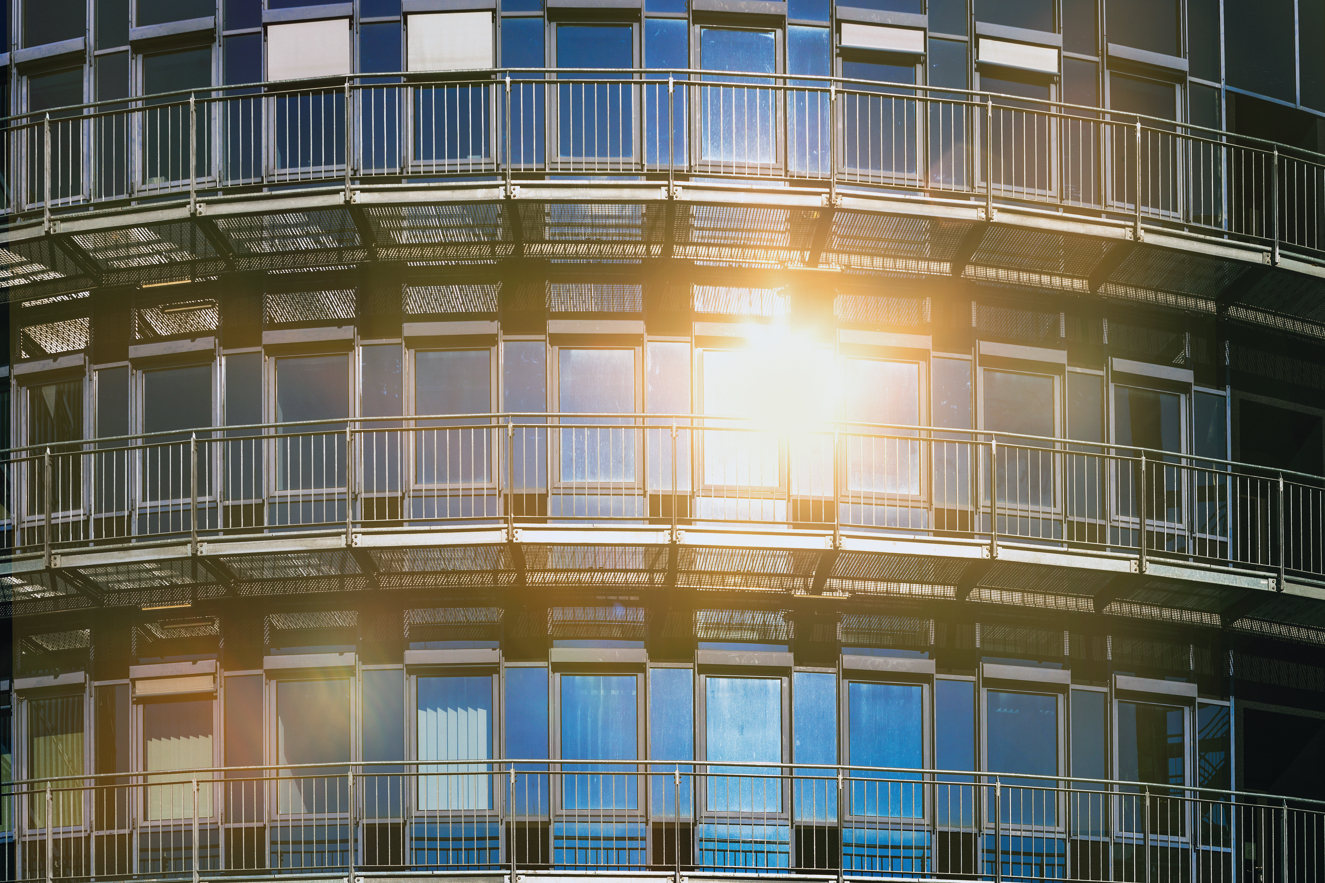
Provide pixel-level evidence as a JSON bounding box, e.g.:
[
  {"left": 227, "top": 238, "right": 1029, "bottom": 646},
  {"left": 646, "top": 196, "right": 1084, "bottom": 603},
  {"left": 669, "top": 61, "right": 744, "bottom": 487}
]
[
  {"left": 1087, "top": 240, "right": 1136, "bottom": 293},
  {"left": 1091, "top": 573, "right": 1135, "bottom": 614},
  {"left": 954, "top": 558, "right": 995, "bottom": 602},
  {"left": 345, "top": 199, "right": 377, "bottom": 261},
  {"left": 1215, "top": 262, "right": 1273, "bottom": 309},
  {"left": 53, "top": 566, "right": 105, "bottom": 606},
  {"left": 806, "top": 194, "right": 839, "bottom": 268},
  {"left": 506, "top": 197, "right": 525, "bottom": 260},
  {"left": 196, "top": 556, "right": 239, "bottom": 595},
  {"left": 949, "top": 221, "right": 990, "bottom": 278},
  {"left": 50, "top": 234, "right": 103, "bottom": 287},
  {"left": 1219, "top": 589, "right": 1272, "bottom": 627},
  {"left": 809, "top": 547, "right": 839, "bottom": 594},
  {"left": 349, "top": 546, "right": 380, "bottom": 589},
  {"left": 190, "top": 210, "right": 237, "bottom": 273}
]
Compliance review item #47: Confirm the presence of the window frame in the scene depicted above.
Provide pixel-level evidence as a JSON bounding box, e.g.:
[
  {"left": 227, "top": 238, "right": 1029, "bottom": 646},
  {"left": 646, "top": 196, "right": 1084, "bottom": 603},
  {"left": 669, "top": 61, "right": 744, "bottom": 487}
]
[
  {"left": 977, "top": 362, "right": 1063, "bottom": 520},
  {"left": 840, "top": 662, "right": 932, "bottom": 825},
  {"left": 134, "top": 687, "right": 221, "bottom": 825},
  {"left": 841, "top": 352, "right": 929, "bottom": 510},
  {"left": 1112, "top": 678, "right": 1195, "bottom": 844},
  {"left": 979, "top": 671, "right": 1068, "bottom": 835},
  {"left": 550, "top": 342, "right": 644, "bottom": 495},
  {"left": 549, "top": 19, "right": 640, "bottom": 167},
  {"left": 267, "top": 348, "right": 355, "bottom": 505},
  {"left": 135, "top": 38, "right": 218, "bottom": 191},
  {"left": 405, "top": 342, "right": 499, "bottom": 496},
  {"left": 17, "top": 367, "right": 90, "bottom": 526},
  {"left": 692, "top": 22, "right": 784, "bottom": 172},
  {"left": 133, "top": 356, "right": 220, "bottom": 511},
  {"left": 1109, "top": 374, "right": 1190, "bottom": 532},
  {"left": 407, "top": 663, "right": 501, "bottom": 818},
  {"left": 16, "top": 685, "right": 92, "bottom": 831},
  {"left": 551, "top": 665, "right": 647, "bottom": 816},
  {"left": 835, "top": 42, "right": 926, "bottom": 186},
  {"left": 695, "top": 667, "right": 791, "bottom": 821},
  {"left": 266, "top": 670, "right": 357, "bottom": 819}
]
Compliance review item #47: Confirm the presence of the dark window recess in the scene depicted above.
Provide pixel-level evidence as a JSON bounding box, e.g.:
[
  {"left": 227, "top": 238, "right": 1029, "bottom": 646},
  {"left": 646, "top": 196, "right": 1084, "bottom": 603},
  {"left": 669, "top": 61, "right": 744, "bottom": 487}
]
[
  {"left": 1240, "top": 708, "right": 1325, "bottom": 800},
  {"left": 1061, "top": 0, "right": 1095, "bottom": 55},
  {"left": 1225, "top": 0, "right": 1295, "bottom": 103},
  {"left": 224, "top": 33, "right": 262, "bottom": 85},
  {"left": 223, "top": 0, "right": 261, "bottom": 31},
  {"left": 137, "top": 0, "right": 213, "bottom": 27},
  {"left": 1302, "top": 0, "right": 1325, "bottom": 112},
  {"left": 1110, "top": 73, "right": 1176, "bottom": 121},
  {"left": 1062, "top": 57, "right": 1097, "bottom": 107},
  {"left": 1228, "top": 92, "right": 1325, "bottom": 153},
  {"left": 975, "top": 0, "right": 1053, "bottom": 33},
  {"left": 929, "top": 0, "right": 967, "bottom": 36},
  {"left": 1188, "top": 0, "right": 1220, "bottom": 81},
  {"left": 362, "top": 0, "right": 402, "bottom": 15},
  {"left": 25, "top": 0, "right": 86, "bottom": 47},
  {"left": 502, "top": 16, "right": 544, "bottom": 67},
  {"left": 360, "top": 21, "right": 401, "bottom": 73},
  {"left": 1189, "top": 82, "right": 1219, "bottom": 130},
  {"left": 1238, "top": 400, "right": 1323, "bottom": 475},
  {"left": 1106, "top": 0, "right": 1178, "bottom": 57},
  {"left": 502, "top": 0, "right": 543, "bottom": 13},
  {"left": 96, "top": 0, "right": 130, "bottom": 49}
]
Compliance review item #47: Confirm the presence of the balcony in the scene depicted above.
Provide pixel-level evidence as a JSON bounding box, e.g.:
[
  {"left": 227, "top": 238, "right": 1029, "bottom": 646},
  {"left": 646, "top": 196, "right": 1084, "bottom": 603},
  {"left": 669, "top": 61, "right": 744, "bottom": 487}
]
[
  {"left": 0, "top": 761, "right": 1320, "bottom": 882},
  {"left": 1, "top": 415, "right": 1323, "bottom": 637},
  {"left": 3, "top": 72, "right": 1325, "bottom": 338}
]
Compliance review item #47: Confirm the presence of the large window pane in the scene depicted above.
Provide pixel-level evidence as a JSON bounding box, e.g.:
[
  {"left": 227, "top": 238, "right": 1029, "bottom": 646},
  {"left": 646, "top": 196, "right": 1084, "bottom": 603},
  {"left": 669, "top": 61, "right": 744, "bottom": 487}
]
[
  {"left": 788, "top": 26, "right": 830, "bottom": 176},
  {"left": 1070, "top": 690, "right": 1108, "bottom": 836},
  {"left": 646, "top": 341, "right": 691, "bottom": 494},
  {"left": 222, "top": 34, "right": 264, "bottom": 184},
  {"left": 502, "top": 17, "right": 545, "bottom": 166},
  {"left": 360, "top": 345, "right": 403, "bottom": 498},
  {"left": 841, "top": 57, "right": 918, "bottom": 180},
  {"left": 275, "top": 354, "right": 348, "bottom": 494},
  {"left": 701, "top": 350, "right": 780, "bottom": 493},
  {"left": 984, "top": 369, "right": 1055, "bottom": 511},
  {"left": 142, "top": 364, "right": 213, "bottom": 503},
  {"left": 225, "top": 675, "right": 264, "bottom": 822},
  {"left": 845, "top": 359, "right": 920, "bottom": 497},
  {"left": 94, "top": 51, "right": 130, "bottom": 199},
  {"left": 556, "top": 25, "right": 634, "bottom": 161},
  {"left": 1118, "top": 701, "right": 1185, "bottom": 836},
  {"left": 1109, "top": 73, "right": 1179, "bottom": 216},
  {"left": 975, "top": 0, "right": 1053, "bottom": 31},
  {"left": 1114, "top": 386, "right": 1183, "bottom": 524},
  {"left": 983, "top": 72, "right": 1052, "bottom": 197},
  {"left": 418, "top": 676, "right": 493, "bottom": 810},
  {"left": 223, "top": 353, "right": 263, "bottom": 516},
  {"left": 28, "top": 378, "right": 84, "bottom": 515},
  {"left": 1226, "top": 0, "right": 1295, "bottom": 102},
  {"left": 142, "top": 47, "right": 212, "bottom": 186},
  {"left": 359, "top": 22, "right": 402, "bottom": 171},
  {"left": 848, "top": 682, "right": 922, "bottom": 818},
  {"left": 363, "top": 669, "right": 404, "bottom": 819},
  {"left": 929, "top": 38, "right": 969, "bottom": 190},
  {"left": 558, "top": 349, "right": 635, "bottom": 483},
  {"left": 561, "top": 675, "right": 637, "bottom": 810},
  {"left": 25, "top": 0, "right": 86, "bottom": 47},
  {"left": 935, "top": 679, "right": 975, "bottom": 829},
  {"left": 700, "top": 28, "right": 777, "bottom": 167},
  {"left": 1105, "top": 0, "right": 1177, "bottom": 56},
  {"left": 415, "top": 350, "right": 492, "bottom": 486},
  {"left": 645, "top": 19, "right": 688, "bottom": 166},
  {"left": 1196, "top": 703, "right": 1231, "bottom": 847},
  {"left": 987, "top": 690, "right": 1058, "bottom": 826},
  {"left": 504, "top": 340, "right": 547, "bottom": 491},
  {"left": 793, "top": 672, "right": 836, "bottom": 822},
  {"left": 932, "top": 358, "right": 972, "bottom": 523},
  {"left": 143, "top": 699, "right": 214, "bottom": 820},
  {"left": 706, "top": 676, "right": 781, "bottom": 813},
  {"left": 650, "top": 668, "right": 693, "bottom": 816},
  {"left": 27, "top": 694, "right": 84, "bottom": 827},
  {"left": 276, "top": 679, "right": 351, "bottom": 814},
  {"left": 27, "top": 67, "right": 84, "bottom": 204}
]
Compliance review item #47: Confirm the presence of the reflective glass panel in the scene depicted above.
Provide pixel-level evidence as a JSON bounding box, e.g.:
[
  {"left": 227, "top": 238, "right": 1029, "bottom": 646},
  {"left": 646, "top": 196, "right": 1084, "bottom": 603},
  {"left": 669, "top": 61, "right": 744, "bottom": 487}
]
[
  {"left": 1114, "top": 385, "right": 1184, "bottom": 523},
  {"left": 27, "top": 67, "right": 84, "bottom": 202},
  {"left": 1061, "top": 0, "right": 1096, "bottom": 54},
  {"left": 561, "top": 675, "right": 637, "bottom": 809},
  {"left": 984, "top": 370, "right": 1055, "bottom": 510},
  {"left": 700, "top": 28, "right": 777, "bottom": 165},
  {"left": 143, "top": 364, "right": 213, "bottom": 501},
  {"left": 650, "top": 668, "right": 693, "bottom": 816},
  {"left": 1070, "top": 690, "right": 1108, "bottom": 835},
  {"left": 415, "top": 349, "right": 492, "bottom": 485},
  {"left": 505, "top": 667, "right": 549, "bottom": 814},
  {"left": 276, "top": 679, "right": 351, "bottom": 814},
  {"left": 840, "top": 57, "right": 918, "bottom": 178},
  {"left": 142, "top": 47, "right": 212, "bottom": 184},
  {"left": 361, "top": 345, "right": 403, "bottom": 496},
  {"left": 27, "top": 694, "right": 84, "bottom": 827},
  {"left": 94, "top": 685, "right": 130, "bottom": 829},
  {"left": 845, "top": 359, "right": 920, "bottom": 495},
  {"left": 25, "top": 0, "right": 86, "bottom": 46},
  {"left": 28, "top": 378, "right": 84, "bottom": 514},
  {"left": 363, "top": 669, "right": 404, "bottom": 818},
  {"left": 418, "top": 675, "right": 493, "bottom": 810},
  {"left": 559, "top": 349, "right": 635, "bottom": 483},
  {"left": 987, "top": 690, "right": 1057, "bottom": 826},
  {"left": 96, "top": 0, "right": 130, "bottom": 48},
  {"left": 505, "top": 340, "right": 547, "bottom": 490},
  {"left": 929, "top": 0, "right": 967, "bottom": 35},
  {"left": 138, "top": 0, "right": 212, "bottom": 26},
  {"left": 224, "top": 675, "right": 263, "bottom": 821},
  {"left": 706, "top": 676, "right": 781, "bottom": 812},
  {"left": 275, "top": 354, "right": 349, "bottom": 493},
  {"left": 793, "top": 672, "right": 836, "bottom": 822},
  {"left": 557, "top": 25, "right": 634, "bottom": 159},
  {"left": 701, "top": 349, "right": 781, "bottom": 494},
  {"left": 1106, "top": 0, "right": 1178, "bottom": 56},
  {"left": 848, "top": 682, "right": 922, "bottom": 818},
  {"left": 1197, "top": 703, "right": 1231, "bottom": 846},
  {"left": 932, "top": 358, "right": 972, "bottom": 516},
  {"left": 975, "top": 0, "right": 1054, "bottom": 31},
  {"left": 1118, "top": 701, "right": 1185, "bottom": 836},
  {"left": 644, "top": 18, "right": 687, "bottom": 164},
  {"left": 143, "top": 699, "right": 214, "bottom": 820}
]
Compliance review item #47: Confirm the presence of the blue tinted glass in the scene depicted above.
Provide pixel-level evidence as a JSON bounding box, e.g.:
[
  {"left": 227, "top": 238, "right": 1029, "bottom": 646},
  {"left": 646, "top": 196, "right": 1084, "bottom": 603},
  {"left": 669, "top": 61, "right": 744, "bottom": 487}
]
[
  {"left": 503, "top": 0, "right": 543, "bottom": 13},
  {"left": 562, "top": 675, "right": 637, "bottom": 810},
  {"left": 706, "top": 676, "right": 781, "bottom": 812},
  {"left": 505, "top": 667, "right": 548, "bottom": 759},
  {"left": 1070, "top": 690, "right": 1106, "bottom": 779},
  {"left": 929, "top": 38, "right": 968, "bottom": 91},
  {"left": 793, "top": 672, "right": 836, "bottom": 765},
  {"left": 362, "top": 0, "right": 402, "bottom": 15},
  {"left": 701, "top": 27, "right": 775, "bottom": 74},
  {"left": 846, "top": 0, "right": 922, "bottom": 12},
  {"left": 501, "top": 17, "right": 545, "bottom": 67},
  {"left": 138, "top": 0, "right": 211, "bottom": 27},
  {"left": 645, "top": 18, "right": 687, "bottom": 69},
  {"left": 849, "top": 682, "right": 922, "bottom": 818},
  {"left": 418, "top": 676, "right": 493, "bottom": 811},
  {"left": 842, "top": 58, "right": 916, "bottom": 85},
  {"left": 987, "top": 691, "right": 1057, "bottom": 776},
  {"left": 788, "top": 26, "right": 830, "bottom": 77},
  {"left": 646, "top": 0, "right": 687, "bottom": 11},
  {"left": 789, "top": 0, "right": 829, "bottom": 22},
  {"left": 558, "top": 24, "right": 632, "bottom": 68},
  {"left": 223, "top": 33, "right": 262, "bottom": 85},
  {"left": 929, "top": 0, "right": 968, "bottom": 35},
  {"left": 223, "top": 0, "right": 261, "bottom": 30},
  {"left": 359, "top": 22, "right": 401, "bottom": 74},
  {"left": 935, "top": 679, "right": 975, "bottom": 827},
  {"left": 650, "top": 669, "right": 693, "bottom": 760}
]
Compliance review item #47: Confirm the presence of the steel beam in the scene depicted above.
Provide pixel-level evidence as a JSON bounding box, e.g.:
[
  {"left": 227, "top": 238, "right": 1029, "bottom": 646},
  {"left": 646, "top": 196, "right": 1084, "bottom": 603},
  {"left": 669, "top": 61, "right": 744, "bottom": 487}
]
[
  {"left": 1088, "top": 240, "right": 1136, "bottom": 293},
  {"left": 949, "top": 221, "right": 990, "bottom": 278}
]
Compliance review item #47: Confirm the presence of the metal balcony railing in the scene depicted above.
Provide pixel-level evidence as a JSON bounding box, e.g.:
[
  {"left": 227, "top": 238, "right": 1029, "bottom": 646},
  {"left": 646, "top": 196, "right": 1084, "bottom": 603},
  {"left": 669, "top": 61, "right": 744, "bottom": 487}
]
[
  {"left": 2, "top": 414, "right": 1323, "bottom": 588},
  {"left": 5, "top": 70, "right": 1325, "bottom": 263},
  {"left": 0, "top": 761, "right": 1319, "bottom": 882}
]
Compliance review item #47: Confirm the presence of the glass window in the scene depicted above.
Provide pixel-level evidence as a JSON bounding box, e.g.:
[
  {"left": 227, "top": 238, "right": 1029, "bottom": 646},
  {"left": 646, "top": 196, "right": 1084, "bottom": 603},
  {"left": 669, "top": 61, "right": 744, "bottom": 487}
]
[
  {"left": 561, "top": 674, "right": 638, "bottom": 810},
  {"left": 848, "top": 681, "right": 922, "bottom": 818},
  {"left": 223, "top": 353, "right": 263, "bottom": 509},
  {"left": 501, "top": 16, "right": 544, "bottom": 66},
  {"left": 844, "top": 0, "right": 922, "bottom": 12},
  {"left": 94, "top": 685, "right": 130, "bottom": 829},
  {"left": 1110, "top": 73, "right": 1177, "bottom": 121},
  {"left": 24, "top": 0, "right": 86, "bottom": 46},
  {"left": 143, "top": 698, "right": 214, "bottom": 820},
  {"left": 274, "top": 354, "right": 349, "bottom": 492},
  {"left": 28, "top": 378, "right": 84, "bottom": 514},
  {"left": 929, "top": 0, "right": 968, "bottom": 36},
  {"left": 505, "top": 666, "right": 549, "bottom": 814},
  {"left": 788, "top": 0, "right": 828, "bottom": 22},
  {"left": 276, "top": 679, "right": 351, "bottom": 813},
  {"left": 362, "top": 669, "right": 403, "bottom": 819},
  {"left": 224, "top": 674, "right": 263, "bottom": 822},
  {"left": 933, "top": 358, "right": 972, "bottom": 430},
  {"left": 1061, "top": 0, "right": 1095, "bottom": 55},
  {"left": 96, "top": 0, "right": 129, "bottom": 49},
  {"left": 556, "top": 24, "right": 633, "bottom": 160},
  {"left": 984, "top": 369, "right": 1056, "bottom": 511},
  {"left": 1, "top": 695, "right": 12, "bottom": 835},
  {"left": 97, "top": 365, "right": 129, "bottom": 437},
  {"left": 224, "top": 0, "right": 261, "bottom": 30},
  {"left": 143, "top": 46, "right": 212, "bottom": 185},
  {"left": 645, "top": 0, "right": 686, "bottom": 11},
  {"left": 360, "top": 345, "right": 402, "bottom": 497},
  {"left": 646, "top": 341, "right": 691, "bottom": 494},
  {"left": 1070, "top": 690, "right": 1107, "bottom": 835},
  {"left": 1226, "top": 0, "right": 1295, "bottom": 102},
  {"left": 844, "top": 359, "right": 921, "bottom": 497},
  {"left": 363, "top": 0, "right": 402, "bottom": 15},
  {"left": 1196, "top": 702, "right": 1230, "bottom": 846},
  {"left": 700, "top": 27, "right": 777, "bottom": 165},
  {"left": 360, "top": 21, "right": 401, "bottom": 73},
  {"left": 788, "top": 26, "right": 829, "bottom": 76},
  {"left": 1106, "top": 0, "right": 1178, "bottom": 56},
  {"left": 1189, "top": 0, "right": 1220, "bottom": 81},
  {"left": 643, "top": 19, "right": 686, "bottom": 164},
  {"left": 27, "top": 693, "right": 84, "bottom": 827},
  {"left": 142, "top": 363, "right": 213, "bottom": 502},
  {"left": 792, "top": 672, "right": 835, "bottom": 821},
  {"left": 975, "top": 0, "right": 1053, "bottom": 32},
  {"left": 987, "top": 690, "right": 1058, "bottom": 825},
  {"left": 418, "top": 675, "right": 492, "bottom": 810},
  {"left": 27, "top": 66, "right": 84, "bottom": 202},
  {"left": 137, "top": 0, "right": 212, "bottom": 27},
  {"left": 502, "top": 0, "right": 543, "bottom": 12},
  {"left": 1114, "top": 386, "right": 1183, "bottom": 453},
  {"left": 414, "top": 349, "right": 491, "bottom": 485},
  {"left": 222, "top": 33, "right": 263, "bottom": 181},
  {"left": 650, "top": 668, "right": 693, "bottom": 816},
  {"left": 705, "top": 676, "right": 782, "bottom": 812},
  {"left": 558, "top": 349, "right": 635, "bottom": 483},
  {"left": 504, "top": 340, "right": 546, "bottom": 491},
  {"left": 1118, "top": 700, "right": 1185, "bottom": 836},
  {"left": 935, "top": 679, "right": 975, "bottom": 828}
]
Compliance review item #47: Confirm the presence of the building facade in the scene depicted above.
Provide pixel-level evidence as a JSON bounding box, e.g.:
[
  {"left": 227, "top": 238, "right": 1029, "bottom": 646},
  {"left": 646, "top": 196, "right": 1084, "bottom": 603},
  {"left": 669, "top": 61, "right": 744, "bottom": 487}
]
[{"left": 2, "top": 0, "right": 1325, "bottom": 882}]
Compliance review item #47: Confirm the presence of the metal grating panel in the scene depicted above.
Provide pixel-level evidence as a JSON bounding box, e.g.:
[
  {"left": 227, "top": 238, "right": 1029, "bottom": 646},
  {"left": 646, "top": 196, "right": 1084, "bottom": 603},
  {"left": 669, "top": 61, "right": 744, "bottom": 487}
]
[
  {"left": 692, "top": 285, "right": 789, "bottom": 317},
  {"left": 970, "top": 226, "right": 1111, "bottom": 277},
  {"left": 1104, "top": 600, "right": 1221, "bottom": 627},
  {"left": 680, "top": 546, "right": 818, "bottom": 577},
  {"left": 29, "top": 628, "right": 91, "bottom": 652},
  {"left": 20, "top": 315, "right": 89, "bottom": 358},
  {"left": 548, "top": 283, "right": 643, "bottom": 313},
  {"left": 834, "top": 293, "right": 930, "bottom": 326},
  {"left": 695, "top": 608, "right": 792, "bottom": 642},
  {"left": 831, "top": 551, "right": 969, "bottom": 586},
  {"left": 839, "top": 613, "right": 931, "bottom": 647},
  {"left": 827, "top": 213, "right": 968, "bottom": 263},
  {"left": 1102, "top": 246, "right": 1241, "bottom": 309},
  {"left": 549, "top": 605, "right": 646, "bottom": 640},
  {"left": 979, "top": 621, "right": 1064, "bottom": 657},
  {"left": 71, "top": 221, "right": 223, "bottom": 282},
  {"left": 1232, "top": 618, "right": 1325, "bottom": 646},
  {"left": 139, "top": 615, "right": 221, "bottom": 641},
  {"left": 267, "top": 609, "right": 358, "bottom": 631},
  {"left": 977, "top": 562, "right": 1113, "bottom": 597},
  {"left": 222, "top": 550, "right": 363, "bottom": 580},
  {"left": 77, "top": 559, "right": 215, "bottom": 593},
  {"left": 369, "top": 545, "right": 513, "bottom": 574},
  {"left": 975, "top": 301, "right": 1061, "bottom": 344},
  {"left": 404, "top": 282, "right": 500, "bottom": 315},
  {"left": 824, "top": 578, "right": 956, "bottom": 598},
  {"left": 969, "top": 586, "right": 1095, "bottom": 612},
  {"left": 264, "top": 289, "right": 357, "bottom": 325},
  {"left": 134, "top": 298, "right": 220, "bottom": 340},
  {"left": 215, "top": 209, "right": 368, "bottom": 269},
  {"left": 366, "top": 203, "right": 512, "bottom": 262}
]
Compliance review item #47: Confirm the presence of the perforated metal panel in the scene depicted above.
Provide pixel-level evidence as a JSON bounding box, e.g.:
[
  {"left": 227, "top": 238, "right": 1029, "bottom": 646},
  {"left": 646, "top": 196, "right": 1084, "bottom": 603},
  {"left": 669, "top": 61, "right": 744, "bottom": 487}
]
[
  {"left": 134, "top": 298, "right": 219, "bottom": 340},
  {"left": 268, "top": 609, "right": 358, "bottom": 631},
  {"left": 71, "top": 221, "right": 223, "bottom": 285},
  {"left": 19, "top": 315, "right": 89, "bottom": 358},
  {"left": 404, "top": 282, "right": 500, "bottom": 315},
  {"left": 839, "top": 613, "right": 931, "bottom": 647},
  {"left": 215, "top": 209, "right": 368, "bottom": 270},
  {"left": 695, "top": 608, "right": 792, "bottom": 643},
  {"left": 970, "top": 226, "right": 1111, "bottom": 278},
  {"left": 1102, "top": 246, "right": 1239, "bottom": 310},
  {"left": 549, "top": 605, "right": 646, "bottom": 640},
  {"left": 365, "top": 204, "right": 513, "bottom": 263},
  {"left": 263, "top": 288, "right": 356, "bottom": 325},
  {"left": 978, "top": 621, "right": 1064, "bottom": 658},
  {"left": 975, "top": 301, "right": 1061, "bottom": 344},
  {"left": 834, "top": 293, "right": 930, "bottom": 327},
  {"left": 547, "top": 283, "right": 643, "bottom": 313},
  {"left": 692, "top": 285, "right": 789, "bottom": 317}
]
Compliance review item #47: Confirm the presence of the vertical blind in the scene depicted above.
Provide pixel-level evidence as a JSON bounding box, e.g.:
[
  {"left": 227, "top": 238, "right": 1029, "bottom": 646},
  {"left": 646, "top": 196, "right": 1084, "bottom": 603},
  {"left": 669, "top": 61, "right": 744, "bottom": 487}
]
[
  {"left": 27, "top": 694, "right": 84, "bottom": 828},
  {"left": 417, "top": 676, "right": 493, "bottom": 810},
  {"left": 143, "top": 699, "right": 213, "bottom": 821}
]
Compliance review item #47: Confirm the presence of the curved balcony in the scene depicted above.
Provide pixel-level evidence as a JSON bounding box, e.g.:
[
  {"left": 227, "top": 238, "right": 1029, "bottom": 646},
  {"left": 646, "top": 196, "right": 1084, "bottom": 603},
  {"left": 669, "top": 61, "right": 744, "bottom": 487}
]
[
  {"left": 4, "top": 72, "right": 1325, "bottom": 337},
  {"left": 3, "top": 415, "right": 1324, "bottom": 635},
  {"left": 1, "top": 760, "right": 1320, "bottom": 882}
]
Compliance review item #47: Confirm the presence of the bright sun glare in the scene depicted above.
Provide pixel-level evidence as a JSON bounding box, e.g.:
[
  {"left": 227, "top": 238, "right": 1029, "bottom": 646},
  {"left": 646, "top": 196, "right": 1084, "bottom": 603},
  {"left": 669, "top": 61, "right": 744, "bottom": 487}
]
[{"left": 731, "top": 323, "right": 843, "bottom": 433}]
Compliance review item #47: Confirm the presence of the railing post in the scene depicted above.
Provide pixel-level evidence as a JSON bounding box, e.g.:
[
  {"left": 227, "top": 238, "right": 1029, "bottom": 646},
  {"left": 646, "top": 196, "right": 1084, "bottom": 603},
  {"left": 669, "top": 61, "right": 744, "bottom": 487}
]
[
  {"left": 1142, "top": 787, "right": 1151, "bottom": 883},
  {"left": 43, "top": 447, "right": 53, "bottom": 568},
  {"left": 188, "top": 92, "right": 197, "bottom": 212},
  {"left": 992, "top": 778, "right": 1002, "bottom": 883},
  {"left": 1138, "top": 452, "right": 1147, "bottom": 571},
  {"left": 346, "top": 425, "right": 354, "bottom": 545},
  {"left": 190, "top": 433, "right": 199, "bottom": 554},
  {"left": 508, "top": 764, "right": 517, "bottom": 881},
  {"left": 45, "top": 784, "right": 52, "bottom": 883},
  {"left": 504, "top": 74, "right": 513, "bottom": 194},
  {"left": 1272, "top": 147, "right": 1281, "bottom": 264},
  {"left": 985, "top": 98, "right": 994, "bottom": 219},
  {"left": 347, "top": 770, "right": 356, "bottom": 880},
  {"left": 1278, "top": 471, "right": 1287, "bottom": 590},
  {"left": 191, "top": 777, "right": 200, "bottom": 883},
  {"left": 506, "top": 418, "right": 516, "bottom": 538},
  {"left": 1279, "top": 797, "right": 1289, "bottom": 883},
  {"left": 667, "top": 74, "right": 675, "bottom": 189},
  {"left": 345, "top": 77, "right": 354, "bottom": 199},
  {"left": 833, "top": 428, "right": 841, "bottom": 546},
  {"left": 988, "top": 436, "right": 998, "bottom": 550},
  {"left": 1135, "top": 118, "right": 1144, "bottom": 240},
  {"left": 836, "top": 768, "right": 845, "bottom": 883},
  {"left": 670, "top": 422, "right": 679, "bottom": 537},
  {"left": 43, "top": 113, "right": 52, "bottom": 231},
  {"left": 674, "top": 764, "right": 683, "bottom": 883}
]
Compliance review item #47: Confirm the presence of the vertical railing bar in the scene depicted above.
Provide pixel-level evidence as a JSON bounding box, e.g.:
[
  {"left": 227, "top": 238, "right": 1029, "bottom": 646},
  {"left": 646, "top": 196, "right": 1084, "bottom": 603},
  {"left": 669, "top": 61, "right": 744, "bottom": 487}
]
[{"left": 190, "top": 433, "right": 199, "bottom": 554}]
